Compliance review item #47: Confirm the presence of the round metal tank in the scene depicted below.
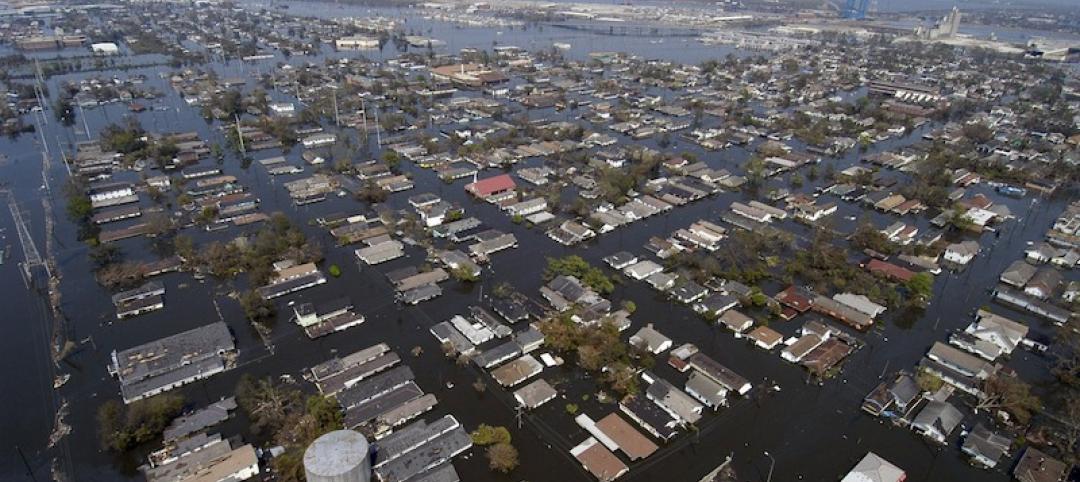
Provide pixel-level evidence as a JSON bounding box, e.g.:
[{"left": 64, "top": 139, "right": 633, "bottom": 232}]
[{"left": 303, "top": 429, "right": 371, "bottom": 482}]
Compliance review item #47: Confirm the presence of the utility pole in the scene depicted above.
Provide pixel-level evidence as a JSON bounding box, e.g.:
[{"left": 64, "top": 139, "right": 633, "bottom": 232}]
[
  {"left": 15, "top": 446, "right": 37, "bottom": 482},
  {"left": 32, "top": 109, "right": 49, "bottom": 157},
  {"left": 40, "top": 152, "right": 51, "bottom": 194},
  {"left": 33, "top": 59, "right": 48, "bottom": 124},
  {"left": 332, "top": 88, "right": 340, "bottom": 127},
  {"left": 77, "top": 102, "right": 91, "bottom": 139},
  {"left": 55, "top": 136, "right": 72, "bottom": 178},
  {"left": 234, "top": 114, "right": 245, "bottom": 153},
  {"left": 373, "top": 104, "right": 382, "bottom": 146},
  {"left": 763, "top": 451, "right": 775, "bottom": 482},
  {"left": 360, "top": 97, "right": 369, "bottom": 137}
]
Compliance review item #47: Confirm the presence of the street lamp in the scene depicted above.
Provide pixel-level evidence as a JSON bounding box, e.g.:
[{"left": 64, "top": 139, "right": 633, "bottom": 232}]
[{"left": 763, "top": 451, "right": 775, "bottom": 482}]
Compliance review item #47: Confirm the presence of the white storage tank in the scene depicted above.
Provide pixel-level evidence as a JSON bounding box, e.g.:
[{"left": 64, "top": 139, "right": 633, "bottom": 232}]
[{"left": 303, "top": 429, "right": 371, "bottom": 482}]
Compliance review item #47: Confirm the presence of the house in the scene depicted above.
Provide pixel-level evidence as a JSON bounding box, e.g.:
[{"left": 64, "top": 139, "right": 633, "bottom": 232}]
[
  {"left": 687, "top": 353, "right": 752, "bottom": 396},
  {"left": 910, "top": 400, "right": 962, "bottom": 444},
  {"left": 302, "top": 133, "right": 336, "bottom": 148},
  {"left": 269, "top": 102, "right": 295, "bottom": 115},
  {"left": 643, "top": 372, "right": 702, "bottom": 425},
  {"left": 514, "top": 379, "right": 557, "bottom": 409},
  {"left": 1026, "top": 243, "right": 1058, "bottom": 264},
  {"left": 624, "top": 260, "right": 664, "bottom": 281},
  {"left": 775, "top": 285, "right": 813, "bottom": 318},
  {"left": 865, "top": 259, "right": 916, "bottom": 283},
  {"left": 862, "top": 374, "right": 920, "bottom": 418},
  {"left": 781, "top": 334, "right": 824, "bottom": 363},
  {"left": 881, "top": 221, "right": 918, "bottom": 245},
  {"left": 961, "top": 423, "right": 1011, "bottom": 469},
  {"left": 1000, "top": 260, "right": 1037, "bottom": 287},
  {"left": 671, "top": 282, "right": 709, "bottom": 304},
  {"left": 491, "top": 355, "right": 543, "bottom": 387},
  {"left": 926, "top": 342, "right": 994, "bottom": 380},
  {"left": 143, "top": 440, "right": 258, "bottom": 482},
  {"left": 832, "top": 293, "right": 887, "bottom": 319},
  {"left": 747, "top": 326, "right": 783, "bottom": 350},
  {"left": 1052, "top": 249, "right": 1079, "bottom": 268},
  {"left": 730, "top": 202, "right": 773, "bottom": 223},
  {"left": 958, "top": 310, "right": 1028, "bottom": 360},
  {"left": 811, "top": 295, "right": 874, "bottom": 331},
  {"left": 794, "top": 202, "right": 837, "bottom": 222},
  {"left": 684, "top": 372, "right": 727, "bottom": 409},
  {"left": 694, "top": 293, "right": 739, "bottom": 317},
  {"left": 465, "top": 174, "right": 516, "bottom": 201},
  {"left": 629, "top": 324, "right": 673, "bottom": 354},
  {"left": 506, "top": 198, "right": 547, "bottom": 217},
  {"left": 840, "top": 452, "right": 906, "bottom": 482},
  {"left": 292, "top": 297, "right": 364, "bottom": 339},
  {"left": 619, "top": 396, "right": 678, "bottom": 441},
  {"left": 335, "top": 35, "right": 380, "bottom": 50},
  {"left": 718, "top": 310, "right": 754, "bottom": 333},
  {"left": 944, "top": 240, "right": 980, "bottom": 265},
  {"left": 571, "top": 437, "right": 629, "bottom": 481},
  {"left": 1025, "top": 268, "right": 1063, "bottom": 300},
  {"left": 802, "top": 339, "right": 854, "bottom": 376},
  {"left": 604, "top": 251, "right": 639, "bottom": 270},
  {"left": 1014, "top": 447, "right": 1068, "bottom": 482},
  {"left": 91, "top": 42, "right": 119, "bottom": 55},
  {"left": 548, "top": 220, "right": 596, "bottom": 245},
  {"left": 593, "top": 413, "right": 658, "bottom": 461},
  {"left": 1064, "top": 281, "right": 1080, "bottom": 303},
  {"left": 110, "top": 322, "right": 235, "bottom": 403}
]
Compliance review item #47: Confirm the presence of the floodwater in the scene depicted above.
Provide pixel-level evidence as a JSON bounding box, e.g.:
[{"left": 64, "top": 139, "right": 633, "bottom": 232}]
[{"left": 1, "top": 2, "right": 1077, "bottom": 482}]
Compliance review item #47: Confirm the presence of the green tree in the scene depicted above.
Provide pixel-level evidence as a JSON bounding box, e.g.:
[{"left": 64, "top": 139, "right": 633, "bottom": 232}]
[
  {"left": 545, "top": 255, "right": 614, "bottom": 294},
  {"left": 905, "top": 272, "right": 934, "bottom": 301},
  {"left": 97, "top": 393, "right": 185, "bottom": 452},
  {"left": 64, "top": 180, "right": 92, "bottom": 221},
  {"left": 451, "top": 266, "right": 478, "bottom": 283},
  {"left": 240, "top": 289, "right": 275, "bottom": 322},
  {"left": 471, "top": 424, "right": 512, "bottom": 446}
]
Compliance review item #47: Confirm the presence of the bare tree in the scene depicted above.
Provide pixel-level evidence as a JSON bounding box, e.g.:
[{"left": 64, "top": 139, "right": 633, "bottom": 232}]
[{"left": 976, "top": 374, "right": 1041, "bottom": 425}]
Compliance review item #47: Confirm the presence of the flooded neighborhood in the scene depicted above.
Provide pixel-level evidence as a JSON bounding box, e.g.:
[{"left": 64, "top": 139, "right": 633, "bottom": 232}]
[{"left": 1, "top": 0, "right": 1079, "bottom": 481}]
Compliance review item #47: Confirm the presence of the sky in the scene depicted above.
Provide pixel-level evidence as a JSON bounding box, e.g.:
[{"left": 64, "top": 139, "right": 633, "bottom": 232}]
[{"left": 850, "top": 0, "right": 1077, "bottom": 12}]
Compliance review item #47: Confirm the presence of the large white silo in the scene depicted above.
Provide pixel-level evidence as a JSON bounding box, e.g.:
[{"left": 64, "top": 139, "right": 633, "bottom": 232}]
[{"left": 303, "top": 429, "right": 371, "bottom": 482}]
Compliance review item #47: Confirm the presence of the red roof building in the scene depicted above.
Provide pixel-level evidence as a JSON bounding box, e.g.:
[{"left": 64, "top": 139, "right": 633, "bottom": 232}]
[
  {"left": 465, "top": 174, "right": 516, "bottom": 200},
  {"left": 775, "top": 285, "right": 813, "bottom": 313},
  {"left": 865, "top": 259, "right": 916, "bottom": 282}
]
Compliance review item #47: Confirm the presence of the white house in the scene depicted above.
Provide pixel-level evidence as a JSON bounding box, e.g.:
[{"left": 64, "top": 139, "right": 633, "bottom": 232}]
[
  {"left": 335, "top": 35, "right": 380, "bottom": 50},
  {"left": 944, "top": 240, "right": 980, "bottom": 265},
  {"left": 269, "top": 102, "right": 295, "bottom": 115},
  {"left": 302, "top": 133, "right": 336, "bottom": 148},
  {"left": 629, "top": 324, "right": 673, "bottom": 354},
  {"left": 91, "top": 42, "right": 119, "bottom": 55},
  {"left": 1025, "top": 243, "right": 1057, "bottom": 264},
  {"left": 958, "top": 310, "right": 1028, "bottom": 360}
]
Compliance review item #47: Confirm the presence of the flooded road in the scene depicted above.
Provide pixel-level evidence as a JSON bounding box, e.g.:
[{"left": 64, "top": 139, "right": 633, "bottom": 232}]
[{"left": 1, "top": 2, "right": 1076, "bottom": 481}]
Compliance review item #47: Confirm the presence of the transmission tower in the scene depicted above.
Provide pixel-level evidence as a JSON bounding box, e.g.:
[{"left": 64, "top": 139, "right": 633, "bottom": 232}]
[{"left": 4, "top": 190, "right": 49, "bottom": 288}]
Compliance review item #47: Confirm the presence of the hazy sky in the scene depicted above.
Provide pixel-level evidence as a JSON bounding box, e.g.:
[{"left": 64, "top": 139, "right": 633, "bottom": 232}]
[{"left": 871, "top": 0, "right": 1076, "bottom": 12}]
